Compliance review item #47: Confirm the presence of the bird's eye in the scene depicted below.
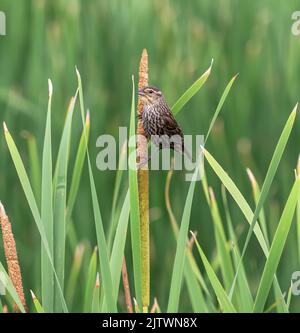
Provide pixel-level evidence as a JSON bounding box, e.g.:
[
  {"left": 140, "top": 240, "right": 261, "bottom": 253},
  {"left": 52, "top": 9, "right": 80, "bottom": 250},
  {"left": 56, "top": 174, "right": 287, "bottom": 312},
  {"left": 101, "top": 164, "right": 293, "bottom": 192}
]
[{"left": 149, "top": 90, "right": 153, "bottom": 94}]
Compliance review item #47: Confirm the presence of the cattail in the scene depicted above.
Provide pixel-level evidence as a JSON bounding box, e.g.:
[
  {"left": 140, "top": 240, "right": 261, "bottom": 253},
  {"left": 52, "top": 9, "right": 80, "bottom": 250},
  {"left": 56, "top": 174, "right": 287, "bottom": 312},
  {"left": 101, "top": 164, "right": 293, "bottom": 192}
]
[
  {"left": 137, "top": 49, "right": 150, "bottom": 312},
  {"left": 0, "top": 202, "right": 27, "bottom": 312},
  {"left": 121, "top": 257, "right": 133, "bottom": 313}
]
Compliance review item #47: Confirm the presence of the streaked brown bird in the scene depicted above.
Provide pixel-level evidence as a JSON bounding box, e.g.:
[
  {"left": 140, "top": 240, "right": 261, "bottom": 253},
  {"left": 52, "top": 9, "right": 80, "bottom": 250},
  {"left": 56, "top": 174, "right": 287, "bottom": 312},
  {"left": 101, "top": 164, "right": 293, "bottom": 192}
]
[{"left": 138, "top": 86, "right": 191, "bottom": 161}]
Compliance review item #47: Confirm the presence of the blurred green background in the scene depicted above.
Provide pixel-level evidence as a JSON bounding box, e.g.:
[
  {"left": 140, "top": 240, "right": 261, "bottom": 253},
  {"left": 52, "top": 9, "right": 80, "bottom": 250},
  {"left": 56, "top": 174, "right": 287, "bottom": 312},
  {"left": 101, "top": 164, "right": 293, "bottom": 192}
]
[{"left": 0, "top": 0, "right": 300, "bottom": 311}]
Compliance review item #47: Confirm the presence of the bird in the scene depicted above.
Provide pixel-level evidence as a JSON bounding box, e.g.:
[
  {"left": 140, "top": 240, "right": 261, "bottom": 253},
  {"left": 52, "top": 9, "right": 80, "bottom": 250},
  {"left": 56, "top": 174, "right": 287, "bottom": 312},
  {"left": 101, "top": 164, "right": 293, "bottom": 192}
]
[{"left": 138, "top": 86, "right": 191, "bottom": 165}]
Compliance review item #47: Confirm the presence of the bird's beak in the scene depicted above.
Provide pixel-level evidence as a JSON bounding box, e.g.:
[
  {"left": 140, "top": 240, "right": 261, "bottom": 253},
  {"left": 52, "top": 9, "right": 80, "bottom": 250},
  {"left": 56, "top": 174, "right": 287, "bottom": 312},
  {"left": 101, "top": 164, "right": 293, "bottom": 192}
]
[{"left": 138, "top": 89, "right": 145, "bottom": 96}]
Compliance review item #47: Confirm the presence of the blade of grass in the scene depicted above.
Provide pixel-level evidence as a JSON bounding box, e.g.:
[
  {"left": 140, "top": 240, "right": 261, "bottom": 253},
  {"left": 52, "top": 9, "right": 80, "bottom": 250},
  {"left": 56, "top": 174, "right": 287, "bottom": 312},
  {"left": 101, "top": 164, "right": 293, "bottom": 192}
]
[
  {"left": 167, "top": 163, "right": 199, "bottom": 312},
  {"left": 246, "top": 168, "right": 286, "bottom": 312},
  {"left": 165, "top": 166, "right": 210, "bottom": 312},
  {"left": 102, "top": 190, "right": 130, "bottom": 310},
  {"left": 171, "top": 60, "right": 213, "bottom": 116},
  {"left": 23, "top": 132, "right": 41, "bottom": 204},
  {"left": 30, "top": 290, "right": 45, "bottom": 313},
  {"left": 84, "top": 247, "right": 97, "bottom": 313},
  {"left": 297, "top": 155, "right": 300, "bottom": 264},
  {"left": 253, "top": 178, "right": 300, "bottom": 312},
  {"left": 184, "top": 256, "right": 209, "bottom": 312},
  {"left": 41, "top": 79, "right": 54, "bottom": 312},
  {"left": 246, "top": 168, "right": 270, "bottom": 247},
  {"left": 208, "top": 187, "right": 235, "bottom": 293},
  {"left": 107, "top": 141, "right": 127, "bottom": 251},
  {"left": 203, "top": 148, "right": 287, "bottom": 311},
  {"left": 191, "top": 233, "right": 237, "bottom": 313},
  {"left": 66, "top": 111, "right": 90, "bottom": 224},
  {"left": 53, "top": 94, "right": 77, "bottom": 312},
  {"left": 76, "top": 68, "right": 116, "bottom": 313},
  {"left": 92, "top": 273, "right": 101, "bottom": 313},
  {"left": 66, "top": 243, "right": 85, "bottom": 308},
  {"left": 110, "top": 191, "right": 130, "bottom": 298},
  {"left": 287, "top": 284, "right": 292, "bottom": 310},
  {"left": 3, "top": 123, "right": 68, "bottom": 312},
  {"left": 229, "top": 105, "right": 297, "bottom": 300},
  {"left": 0, "top": 262, "right": 25, "bottom": 313},
  {"left": 128, "top": 75, "right": 142, "bottom": 307},
  {"left": 205, "top": 74, "right": 238, "bottom": 144},
  {"left": 221, "top": 185, "right": 254, "bottom": 312}
]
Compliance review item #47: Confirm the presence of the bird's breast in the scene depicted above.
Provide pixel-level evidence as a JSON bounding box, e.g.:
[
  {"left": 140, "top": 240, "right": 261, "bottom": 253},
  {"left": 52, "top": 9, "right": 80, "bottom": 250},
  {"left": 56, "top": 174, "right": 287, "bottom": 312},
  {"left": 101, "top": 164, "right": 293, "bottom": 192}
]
[{"left": 142, "top": 105, "right": 161, "bottom": 138}]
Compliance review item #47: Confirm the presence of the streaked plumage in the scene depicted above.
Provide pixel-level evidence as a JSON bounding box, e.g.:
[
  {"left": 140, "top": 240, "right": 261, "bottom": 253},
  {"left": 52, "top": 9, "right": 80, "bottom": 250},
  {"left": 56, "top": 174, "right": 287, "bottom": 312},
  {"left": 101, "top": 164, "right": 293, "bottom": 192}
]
[{"left": 138, "top": 86, "right": 190, "bottom": 159}]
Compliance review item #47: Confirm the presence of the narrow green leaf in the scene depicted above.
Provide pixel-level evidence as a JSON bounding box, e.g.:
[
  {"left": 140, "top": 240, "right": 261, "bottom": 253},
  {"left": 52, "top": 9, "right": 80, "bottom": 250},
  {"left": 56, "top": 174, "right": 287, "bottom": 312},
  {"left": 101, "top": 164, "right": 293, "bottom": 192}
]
[
  {"left": 254, "top": 179, "right": 300, "bottom": 312},
  {"left": 66, "top": 111, "right": 90, "bottom": 223},
  {"left": 205, "top": 74, "right": 237, "bottom": 143},
  {"left": 192, "top": 234, "right": 237, "bottom": 313},
  {"left": 208, "top": 187, "right": 235, "bottom": 293},
  {"left": 287, "top": 284, "right": 292, "bottom": 310},
  {"left": 108, "top": 141, "right": 127, "bottom": 251},
  {"left": 167, "top": 165, "right": 199, "bottom": 312},
  {"left": 246, "top": 168, "right": 270, "bottom": 247},
  {"left": 0, "top": 262, "right": 25, "bottom": 313},
  {"left": 171, "top": 60, "right": 213, "bottom": 115},
  {"left": 66, "top": 243, "right": 85, "bottom": 308},
  {"left": 184, "top": 256, "right": 209, "bottom": 313},
  {"left": 110, "top": 191, "right": 130, "bottom": 298},
  {"left": 3, "top": 125, "right": 68, "bottom": 312},
  {"left": 30, "top": 290, "right": 45, "bottom": 313},
  {"left": 84, "top": 247, "right": 98, "bottom": 313},
  {"left": 204, "top": 148, "right": 269, "bottom": 254},
  {"left": 53, "top": 94, "right": 77, "bottom": 312},
  {"left": 204, "top": 148, "right": 287, "bottom": 311},
  {"left": 102, "top": 190, "right": 130, "bottom": 310},
  {"left": 229, "top": 105, "right": 297, "bottom": 299},
  {"left": 128, "top": 76, "right": 142, "bottom": 307},
  {"left": 41, "top": 79, "right": 54, "bottom": 312},
  {"left": 246, "top": 168, "right": 286, "bottom": 312},
  {"left": 165, "top": 168, "right": 210, "bottom": 312},
  {"left": 24, "top": 133, "right": 41, "bottom": 204},
  {"left": 76, "top": 67, "right": 116, "bottom": 313},
  {"left": 221, "top": 185, "right": 254, "bottom": 312},
  {"left": 297, "top": 155, "right": 300, "bottom": 264},
  {"left": 92, "top": 273, "right": 101, "bottom": 313}
]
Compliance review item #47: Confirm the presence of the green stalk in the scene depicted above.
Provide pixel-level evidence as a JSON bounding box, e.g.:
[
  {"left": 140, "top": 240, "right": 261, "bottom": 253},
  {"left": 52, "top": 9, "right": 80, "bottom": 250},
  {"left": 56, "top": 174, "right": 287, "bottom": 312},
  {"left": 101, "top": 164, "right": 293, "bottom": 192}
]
[
  {"left": 41, "top": 79, "right": 54, "bottom": 312},
  {"left": 297, "top": 155, "right": 300, "bottom": 264},
  {"left": 53, "top": 94, "right": 77, "bottom": 312}
]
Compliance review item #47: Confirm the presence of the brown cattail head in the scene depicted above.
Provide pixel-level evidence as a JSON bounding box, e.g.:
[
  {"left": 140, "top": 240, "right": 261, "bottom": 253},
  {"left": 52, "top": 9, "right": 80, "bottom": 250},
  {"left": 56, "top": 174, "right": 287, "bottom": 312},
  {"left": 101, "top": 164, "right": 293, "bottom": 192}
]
[
  {"left": 0, "top": 202, "right": 27, "bottom": 312},
  {"left": 137, "top": 48, "right": 149, "bottom": 164}
]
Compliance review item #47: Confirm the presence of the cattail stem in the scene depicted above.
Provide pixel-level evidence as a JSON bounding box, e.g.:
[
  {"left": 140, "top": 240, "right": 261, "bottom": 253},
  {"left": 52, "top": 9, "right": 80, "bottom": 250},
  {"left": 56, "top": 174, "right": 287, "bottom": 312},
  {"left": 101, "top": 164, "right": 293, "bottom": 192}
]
[
  {"left": 121, "top": 257, "right": 133, "bottom": 313},
  {"left": 137, "top": 48, "right": 150, "bottom": 312},
  {"left": 0, "top": 202, "right": 27, "bottom": 312}
]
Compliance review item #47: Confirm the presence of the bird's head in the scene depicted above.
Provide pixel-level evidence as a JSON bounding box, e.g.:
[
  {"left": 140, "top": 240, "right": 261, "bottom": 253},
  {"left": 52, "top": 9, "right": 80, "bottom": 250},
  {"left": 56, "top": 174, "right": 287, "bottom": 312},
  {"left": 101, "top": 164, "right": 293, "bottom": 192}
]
[{"left": 138, "top": 86, "right": 164, "bottom": 106}]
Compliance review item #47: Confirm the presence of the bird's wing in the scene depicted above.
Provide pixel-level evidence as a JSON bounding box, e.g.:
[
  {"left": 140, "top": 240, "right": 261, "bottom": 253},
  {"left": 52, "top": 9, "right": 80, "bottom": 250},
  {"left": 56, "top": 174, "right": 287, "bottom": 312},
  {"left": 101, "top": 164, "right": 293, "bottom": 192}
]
[{"left": 162, "top": 111, "right": 183, "bottom": 137}]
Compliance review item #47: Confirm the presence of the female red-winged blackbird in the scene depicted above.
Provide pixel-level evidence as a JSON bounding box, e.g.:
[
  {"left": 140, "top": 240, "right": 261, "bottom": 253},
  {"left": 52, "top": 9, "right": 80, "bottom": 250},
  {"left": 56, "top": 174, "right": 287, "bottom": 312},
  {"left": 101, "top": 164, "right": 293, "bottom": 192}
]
[{"left": 138, "top": 86, "right": 191, "bottom": 161}]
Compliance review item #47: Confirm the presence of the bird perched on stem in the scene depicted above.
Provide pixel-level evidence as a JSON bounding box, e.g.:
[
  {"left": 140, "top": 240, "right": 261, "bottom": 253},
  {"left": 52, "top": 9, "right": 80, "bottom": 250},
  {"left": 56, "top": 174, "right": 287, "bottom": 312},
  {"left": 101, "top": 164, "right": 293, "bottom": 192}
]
[{"left": 138, "top": 86, "right": 191, "bottom": 165}]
